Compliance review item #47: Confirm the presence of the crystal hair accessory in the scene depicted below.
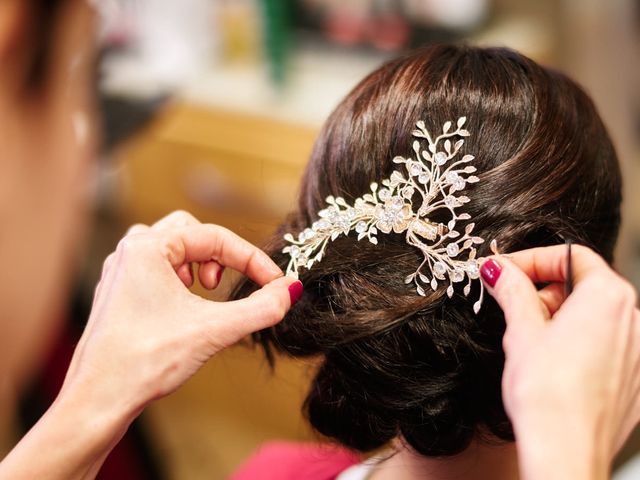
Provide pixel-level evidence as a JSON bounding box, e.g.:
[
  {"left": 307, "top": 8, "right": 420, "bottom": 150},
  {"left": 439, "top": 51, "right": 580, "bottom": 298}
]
[{"left": 283, "top": 117, "right": 486, "bottom": 313}]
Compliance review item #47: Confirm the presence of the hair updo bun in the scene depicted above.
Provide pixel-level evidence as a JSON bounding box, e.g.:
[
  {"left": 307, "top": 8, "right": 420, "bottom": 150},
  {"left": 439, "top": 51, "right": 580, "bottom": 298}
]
[{"left": 231, "top": 45, "right": 622, "bottom": 456}]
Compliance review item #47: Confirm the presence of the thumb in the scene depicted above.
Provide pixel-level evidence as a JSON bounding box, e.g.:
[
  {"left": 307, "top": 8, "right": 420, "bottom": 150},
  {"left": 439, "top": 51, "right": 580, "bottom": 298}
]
[
  {"left": 480, "top": 257, "right": 547, "bottom": 351},
  {"left": 206, "top": 276, "right": 303, "bottom": 346}
]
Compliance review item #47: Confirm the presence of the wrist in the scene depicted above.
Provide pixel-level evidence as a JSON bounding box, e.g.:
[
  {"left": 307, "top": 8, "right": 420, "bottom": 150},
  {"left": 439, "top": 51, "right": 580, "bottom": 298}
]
[
  {"left": 49, "top": 392, "right": 131, "bottom": 455},
  {"left": 53, "top": 375, "right": 139, "bottom": 453},
  {"left": 513, "top": 414, "right": 610, "bottom": 480},
  {"left": 0, "top": 377, "right": 138, "bottom": 479}
]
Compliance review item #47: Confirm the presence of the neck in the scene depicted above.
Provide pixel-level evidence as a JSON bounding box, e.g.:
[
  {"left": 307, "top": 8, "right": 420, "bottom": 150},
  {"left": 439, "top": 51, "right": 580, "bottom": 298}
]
[{"left": 369, "top": 439, "right": 519, "bottom": 480}]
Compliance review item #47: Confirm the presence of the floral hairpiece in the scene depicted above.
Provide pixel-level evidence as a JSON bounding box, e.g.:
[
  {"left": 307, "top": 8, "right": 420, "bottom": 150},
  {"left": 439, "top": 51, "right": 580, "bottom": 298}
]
[{"left": 283, "top": 117, "right": 486, "bottom": 313}]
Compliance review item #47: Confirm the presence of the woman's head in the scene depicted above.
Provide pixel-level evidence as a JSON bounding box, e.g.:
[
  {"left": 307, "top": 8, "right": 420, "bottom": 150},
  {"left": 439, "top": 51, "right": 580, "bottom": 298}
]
[
  {"left": 233, "top": 44, "right": 622, "bottom": 456},
  {"left": 0, "top": 0, "right": 98, "bottom": 385}
]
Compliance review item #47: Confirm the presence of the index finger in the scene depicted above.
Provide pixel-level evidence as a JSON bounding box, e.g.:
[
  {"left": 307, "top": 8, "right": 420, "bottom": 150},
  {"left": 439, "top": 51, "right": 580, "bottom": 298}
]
[
  {"left": 505, "top": 244, "right": 610, "bottom": 285},
  {"left": 161, "top": 224, "right": 283, "bottom": 286}
]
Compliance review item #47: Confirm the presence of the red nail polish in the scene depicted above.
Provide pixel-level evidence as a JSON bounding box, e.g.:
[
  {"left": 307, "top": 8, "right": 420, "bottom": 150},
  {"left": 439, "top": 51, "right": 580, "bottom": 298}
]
[
  {"left": 480, "top": 259, "right": 502, "bottom": 288},
  {"left": 288, "top": 281, "right": 304, "bottom": 306}
]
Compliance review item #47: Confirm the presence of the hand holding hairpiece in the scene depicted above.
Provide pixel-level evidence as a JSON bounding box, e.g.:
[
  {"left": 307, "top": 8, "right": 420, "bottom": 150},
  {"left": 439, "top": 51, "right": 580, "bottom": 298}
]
[{"left": 283, "top": 117, "right": 486, "bottom": 313}]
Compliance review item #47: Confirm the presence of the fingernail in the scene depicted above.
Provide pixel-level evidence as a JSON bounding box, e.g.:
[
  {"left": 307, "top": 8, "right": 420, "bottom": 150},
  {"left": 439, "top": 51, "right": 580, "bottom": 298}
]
[
  {"left": 288, "top": 281, "right": 304, "bottom": 306},
  {"left": 480, "top": 259, "right": 502, "bottom": 288}
]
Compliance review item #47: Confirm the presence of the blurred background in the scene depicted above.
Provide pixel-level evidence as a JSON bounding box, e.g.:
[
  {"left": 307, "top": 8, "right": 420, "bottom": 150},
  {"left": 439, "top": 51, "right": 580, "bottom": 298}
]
[{"left": 3, "top": 0, "right": 639, "bottom": 478}]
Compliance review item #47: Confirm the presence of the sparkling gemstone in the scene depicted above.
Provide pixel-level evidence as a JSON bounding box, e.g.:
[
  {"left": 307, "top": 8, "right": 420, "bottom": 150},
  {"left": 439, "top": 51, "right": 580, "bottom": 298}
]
[
  {"left": 290, "top": 245, "right": 300, "bottom": 258},
  {"left": 433, "top": 261, "right": 447, "bottom": 277},
  {"left": 335, "top": 215, "right": 350, "bottom": 231},
  {"left": 418, "top": 173, "right": 430, "bottom": 184},
  {"left": 467, "top": 260, "right": 480, "bottom": 279},
  {"left": 327, "top": 208, "right": 339, "bottom": 222},
  {"left": 355, "top": 221, "right": 368, "bottom": 234},
  {"left": 445, "top": 196, "right": 457, "bottom": 208},
  {"left": 402, "top": 186, "right": 415, "bottom": 199},
  {"left": 453, "top": 178, "right": 466, "bottom": 191},
  {"left": 346, "top": 208, "right": 357, "bottom": 220},
  {"left": 317, "top": 219, "right": 330, "bottom": 230},
  {"left": 452, "top": 269, "right": 465, "bottom": 282},
  {"left": 390, "top": 196, "right": 404, "bottom": 210},
  {"left": 446, "top": 171, "right": 459, "bottom": 183},
  {"left": 446, "top": 243, "right": 460, "bottom": 257},
  {"left": 409, "top": 163, "right": 422, "bottom": 176},
  {"left": 378, "top": 188, "right": 391, "bottom": 201},
  {"left": 434, "top": 152, "right": 447, "bottom": 165}
]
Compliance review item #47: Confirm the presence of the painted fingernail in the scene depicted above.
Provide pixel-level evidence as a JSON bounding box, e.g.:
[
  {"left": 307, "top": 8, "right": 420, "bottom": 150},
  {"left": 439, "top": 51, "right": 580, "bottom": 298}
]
[
  {"left": 480, "top": 259, "right": 502, "bottom": 288},
  {"left": 288, "top": 281, "right": 304, "bottom": 306}
]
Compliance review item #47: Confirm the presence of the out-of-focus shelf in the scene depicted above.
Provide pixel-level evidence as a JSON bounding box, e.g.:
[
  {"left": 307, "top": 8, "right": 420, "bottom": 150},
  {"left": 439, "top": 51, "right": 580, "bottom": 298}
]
[
  {"left": 101, "top": 44, "right": 390, "bottom": 128},
  {"left": 114, "top": 101, "right": 318, "bottom": 243}
]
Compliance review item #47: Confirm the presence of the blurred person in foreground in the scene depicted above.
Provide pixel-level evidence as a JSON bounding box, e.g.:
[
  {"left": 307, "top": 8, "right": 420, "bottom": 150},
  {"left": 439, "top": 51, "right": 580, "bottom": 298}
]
[
  {"left": 0, "top": 0, "right": 299, "bottom": 477},
  {"left": 0, "top": 2, "right": 637, "bottom": 480}
]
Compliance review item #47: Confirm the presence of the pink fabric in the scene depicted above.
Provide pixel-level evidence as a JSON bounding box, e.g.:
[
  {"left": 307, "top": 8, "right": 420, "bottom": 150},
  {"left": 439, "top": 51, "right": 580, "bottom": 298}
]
[{"left": 230, "top": 441, "right": 361, "bottom": 480}]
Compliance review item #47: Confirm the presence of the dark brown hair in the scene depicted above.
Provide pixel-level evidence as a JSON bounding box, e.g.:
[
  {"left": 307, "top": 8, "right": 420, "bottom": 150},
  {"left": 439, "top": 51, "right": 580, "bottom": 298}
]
[{"left": 232, "top": 44, "right": 622, "bottom": 456}]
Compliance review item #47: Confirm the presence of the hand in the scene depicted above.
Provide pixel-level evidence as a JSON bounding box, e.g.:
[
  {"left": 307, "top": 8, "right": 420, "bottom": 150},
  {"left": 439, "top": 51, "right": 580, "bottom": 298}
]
[
  {"left": 61, "top": 210, "right": 301, "bottom": 423},
  {"left": 0, "top": 211, "right": 302, "bottom": 480},
  {"left": 480, "top": 245, "right": 639, "bottom": 480}
]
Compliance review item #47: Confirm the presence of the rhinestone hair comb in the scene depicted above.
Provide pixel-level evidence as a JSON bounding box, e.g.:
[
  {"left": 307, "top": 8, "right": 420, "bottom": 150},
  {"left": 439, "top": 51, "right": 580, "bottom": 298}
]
[{"left": 283, "top": 117, "right": 486, "bottom": 313}]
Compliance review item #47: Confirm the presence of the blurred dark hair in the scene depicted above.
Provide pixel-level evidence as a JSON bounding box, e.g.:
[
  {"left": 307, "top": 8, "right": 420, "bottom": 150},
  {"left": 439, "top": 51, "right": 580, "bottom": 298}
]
[
  {"left": 26, "top": 0, "right": 64, "bottom": 88},
  {"left": 232, "top": 45, "right": 622, "bottom": 456}
]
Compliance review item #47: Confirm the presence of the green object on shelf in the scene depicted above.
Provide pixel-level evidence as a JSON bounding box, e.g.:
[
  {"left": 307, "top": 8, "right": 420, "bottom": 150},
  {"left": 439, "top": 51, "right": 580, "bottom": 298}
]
[{"left": 261, "top": 0, "right": 291, "bottom": 87}]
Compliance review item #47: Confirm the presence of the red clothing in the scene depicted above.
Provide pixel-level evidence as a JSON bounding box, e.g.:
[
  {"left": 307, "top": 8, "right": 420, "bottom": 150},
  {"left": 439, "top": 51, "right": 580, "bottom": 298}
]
[{"left": 230, "top": 442, "right": 361, "bottom": 480}]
